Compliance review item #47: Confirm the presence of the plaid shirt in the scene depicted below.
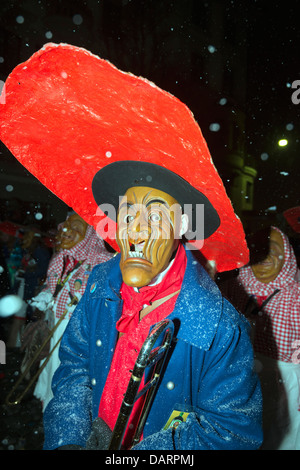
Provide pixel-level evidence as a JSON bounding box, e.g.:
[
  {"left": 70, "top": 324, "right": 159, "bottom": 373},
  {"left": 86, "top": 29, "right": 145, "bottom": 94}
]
[
  {"left": 221, "top": 227, "right": 300, "bottom": 363},
  {"left": 45, "top": 225, "right": 113, "bottom": 318}
]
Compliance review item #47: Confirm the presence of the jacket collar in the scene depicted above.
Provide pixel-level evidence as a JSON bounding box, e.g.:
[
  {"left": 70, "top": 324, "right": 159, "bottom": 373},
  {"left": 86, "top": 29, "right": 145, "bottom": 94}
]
[{"left": 169, "top": 248, "right": 222, "bottom": 350}]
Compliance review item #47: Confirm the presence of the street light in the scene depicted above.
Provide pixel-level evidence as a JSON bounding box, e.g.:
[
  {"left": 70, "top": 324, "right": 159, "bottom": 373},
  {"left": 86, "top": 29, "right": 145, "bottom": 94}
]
[{"left": 278, "top": 139, "right": 288, "bottom": 147}]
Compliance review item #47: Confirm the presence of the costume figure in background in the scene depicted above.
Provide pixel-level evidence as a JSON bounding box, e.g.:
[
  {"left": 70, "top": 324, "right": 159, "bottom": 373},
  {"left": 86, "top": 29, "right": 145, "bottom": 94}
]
[
  {"left": 221, "top": 226, "right": 300, "bottom": 449},
  {"left": 7, "top": 226, "right": 51, "bottom": 347},
  {"left": 0, "top": 223, "right": 24, "bottom": 347},
  {"left": 22, "top": 227, "right": 51, "bottom": 293},
  {"left": 29, "top": 213, "right": 113, "bottom": 410},
  {"left": 43, "top": 162, "right": 262, "bottom": 450},
  {"left": 21, "top": 227, "right": 51, "bottom": 315},
  {"left": 3, "top": 233, "right": 23, "bottom": 289}
]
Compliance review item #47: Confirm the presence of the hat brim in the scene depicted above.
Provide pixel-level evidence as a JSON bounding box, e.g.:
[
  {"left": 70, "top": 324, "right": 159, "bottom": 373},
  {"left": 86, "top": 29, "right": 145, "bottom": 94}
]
[{"left": 92, "top": 161, "right": 220, "bottom": 239}]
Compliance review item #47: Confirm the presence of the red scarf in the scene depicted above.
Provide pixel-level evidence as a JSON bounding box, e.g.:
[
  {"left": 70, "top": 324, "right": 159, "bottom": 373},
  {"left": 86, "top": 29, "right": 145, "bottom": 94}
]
[
  {"left": 98, "top": 243, "right": 187, "bottom": 448},
  {"left": 255, "top": 295, "right": 268, "bottom": 308}
]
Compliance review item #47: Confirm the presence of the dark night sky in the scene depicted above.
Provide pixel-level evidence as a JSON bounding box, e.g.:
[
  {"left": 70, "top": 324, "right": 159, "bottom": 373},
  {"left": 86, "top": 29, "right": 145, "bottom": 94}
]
[
  {"left": 0, "top": 0, "right": 299, "bottom": 227},
  {"left": 245, "top": 2, "right": 300, "bottom": 214}
]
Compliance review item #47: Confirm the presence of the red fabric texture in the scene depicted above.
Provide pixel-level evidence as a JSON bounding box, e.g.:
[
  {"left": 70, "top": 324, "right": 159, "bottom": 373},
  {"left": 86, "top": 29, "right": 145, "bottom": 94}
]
[
  {"left": 98, "top": 244, "right": 187, "bottom": 448},
  {"left": 0, "top": 43, "right": 248, "bottom": 272},
  {"left": 255, "top": 295, "right": 268, "bottom": 308}
]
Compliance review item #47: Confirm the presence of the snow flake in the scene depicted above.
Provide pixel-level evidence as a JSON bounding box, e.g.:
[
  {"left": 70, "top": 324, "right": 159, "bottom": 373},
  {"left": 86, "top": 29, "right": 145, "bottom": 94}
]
[
  {"left": 208, "top": 45, "right": 216, "bottom": 53},
  {"left": 16, "top": 15, "right": 24, "bottom": 24},
  {"left": 219, "top": 98, "right": 227, "bottom": 106},
  {"left": 73, "top": 14, "right": 83, "bottom": 25},
  {"left": 209, "top": 123, "right": 220, "bottom": 132}
]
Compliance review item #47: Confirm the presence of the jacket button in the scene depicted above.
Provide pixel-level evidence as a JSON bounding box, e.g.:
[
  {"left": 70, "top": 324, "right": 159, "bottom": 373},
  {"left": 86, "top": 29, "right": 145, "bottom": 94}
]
[
  {"left": 96, "top": 339, "right": 102, "bottom": 347},
  {"left": 91, "top": 378, "right": 96, "bottom": 386},
  {"left": 166, "top": 381, "right": 175, "bottom": 390}
]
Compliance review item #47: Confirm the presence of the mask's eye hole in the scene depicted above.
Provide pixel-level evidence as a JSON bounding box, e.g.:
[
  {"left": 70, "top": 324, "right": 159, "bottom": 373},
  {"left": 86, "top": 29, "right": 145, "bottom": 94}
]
[
  {"left": 124, "top": 214, "right": 134, "bottom": 224},
  {"left": 148, "top": 211, "right": 161, "bottom": 224}
]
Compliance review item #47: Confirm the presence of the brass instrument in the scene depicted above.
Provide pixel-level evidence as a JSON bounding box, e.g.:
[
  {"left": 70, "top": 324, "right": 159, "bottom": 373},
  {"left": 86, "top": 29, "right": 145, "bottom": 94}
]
[
  {"left": 108, "top": 318, "right": 174, "bottom": 450},
  {"left": 5, "top": 298, "right": 77, "bottom": 406}
]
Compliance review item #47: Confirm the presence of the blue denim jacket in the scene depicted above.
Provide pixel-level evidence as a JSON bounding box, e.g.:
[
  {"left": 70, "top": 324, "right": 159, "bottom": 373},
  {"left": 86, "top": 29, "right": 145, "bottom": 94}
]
[{"left": 43, "top": 248, "right": 262, "bottom": 450}]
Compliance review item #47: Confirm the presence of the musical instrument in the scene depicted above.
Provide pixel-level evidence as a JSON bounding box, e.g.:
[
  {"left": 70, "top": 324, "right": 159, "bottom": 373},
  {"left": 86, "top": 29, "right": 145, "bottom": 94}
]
[
  {"left": 108, "top": 318, "right": 174, "bottom": 450},
  {"left": 5, "top": 298, "right": 77, "bottom": 406}
]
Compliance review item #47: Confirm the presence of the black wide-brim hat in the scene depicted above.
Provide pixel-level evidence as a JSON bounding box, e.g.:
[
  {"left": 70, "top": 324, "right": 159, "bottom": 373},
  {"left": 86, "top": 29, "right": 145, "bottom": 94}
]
[{"left": 92, "top": 160, "right": 220, "bottom": 240}]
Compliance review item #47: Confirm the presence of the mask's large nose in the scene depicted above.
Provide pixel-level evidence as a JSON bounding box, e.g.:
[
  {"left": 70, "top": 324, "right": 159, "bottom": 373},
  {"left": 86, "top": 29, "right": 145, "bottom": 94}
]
[{"left": 128, "top": 211, "right": 150, "bottom": 244}]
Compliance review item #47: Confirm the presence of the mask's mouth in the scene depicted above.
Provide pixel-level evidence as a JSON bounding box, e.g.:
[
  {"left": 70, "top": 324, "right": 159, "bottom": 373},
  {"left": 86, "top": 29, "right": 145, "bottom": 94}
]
[
  {"left": 61, "top": 227, "right": 74, "bottom": 240},
  {"left": 62, "top": 233, "right": 73, "bottom": 241},
  {"left": 257, "top": 258, "right": 273, "bottom": 266},
  {"left": 128, "top": 241, "right": 146, "bottom": 259}
]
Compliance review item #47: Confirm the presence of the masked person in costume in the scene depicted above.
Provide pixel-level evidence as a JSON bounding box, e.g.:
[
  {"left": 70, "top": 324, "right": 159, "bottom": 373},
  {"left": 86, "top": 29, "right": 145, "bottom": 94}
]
[
  {"left": 6, "top": 226, "right": 51, "bottom": 348},
  {"left": 25, "top": 212, "right": 113, "bottom": 410},
  {"left": 0, "top": 44, "right": 262, "bottom": 450},
  {"left": 220, "top": 226, "right": 300, "bottom": 450},
  {"left": 41, "top": 161, "right": 262, "bottom": 450}
]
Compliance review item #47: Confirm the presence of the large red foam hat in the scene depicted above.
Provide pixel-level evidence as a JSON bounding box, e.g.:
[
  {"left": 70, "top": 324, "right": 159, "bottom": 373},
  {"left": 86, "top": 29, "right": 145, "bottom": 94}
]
[{"left": 0, "top": 43, "right": 248, "bottom": 272}]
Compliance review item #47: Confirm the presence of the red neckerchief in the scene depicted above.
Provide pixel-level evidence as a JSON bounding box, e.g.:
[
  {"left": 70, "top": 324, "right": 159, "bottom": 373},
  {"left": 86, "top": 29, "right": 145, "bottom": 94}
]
[
  {"left": 255, "top": 295, "right": 268, "bottom": 308},
  {"left": 98, "top": 243, "right": 187, "bottom": 448},
  {"left": 117, "top": 243, "right": 186, "bottom": 334},
  {"left": 63, "top": 255, "right": 78, "bottom": 275}
]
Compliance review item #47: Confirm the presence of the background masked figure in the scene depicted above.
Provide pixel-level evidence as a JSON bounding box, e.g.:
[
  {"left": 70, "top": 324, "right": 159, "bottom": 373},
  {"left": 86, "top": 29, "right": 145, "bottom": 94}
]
[
  {"left": 21, "top": 227, "right": 51, "bottom": 304},
  {"left": 221, "top": 226, "right": 300, "bottom": 450},
  {"left": 43, "top": 161, "right": 262, "bottom": 450},
  {"left": 27, "top": 212, "right": 113, "bottom": 410},
  {"left": 6, "top": 226, "right": 51, "bottom": 348}
]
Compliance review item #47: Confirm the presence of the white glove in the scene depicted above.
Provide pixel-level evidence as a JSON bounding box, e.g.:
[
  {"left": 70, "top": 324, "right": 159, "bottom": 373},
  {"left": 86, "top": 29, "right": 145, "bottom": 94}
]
[{"left": 29, "top": 290, "right": 54, "bottom": 311}]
